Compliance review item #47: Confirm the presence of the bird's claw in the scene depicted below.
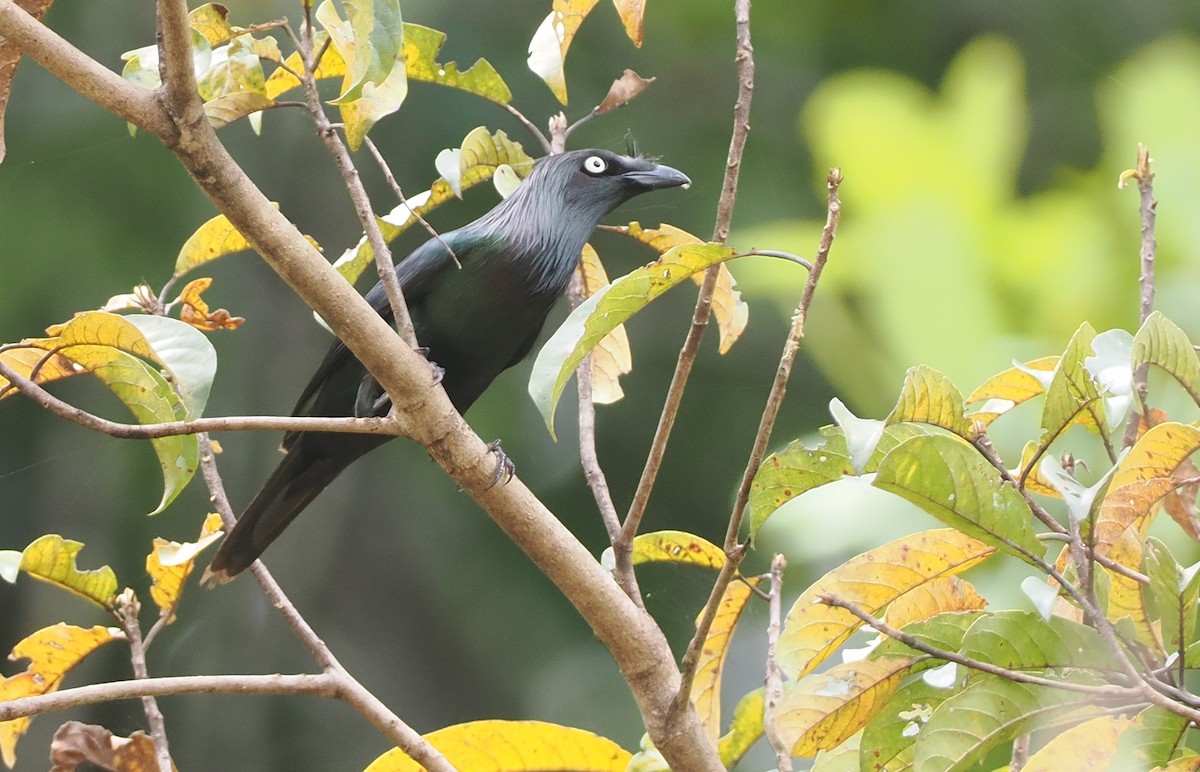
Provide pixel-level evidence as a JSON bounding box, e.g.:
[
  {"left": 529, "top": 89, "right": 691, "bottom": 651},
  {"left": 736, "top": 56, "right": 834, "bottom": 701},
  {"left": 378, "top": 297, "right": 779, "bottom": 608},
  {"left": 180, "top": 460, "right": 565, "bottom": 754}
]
[
  {"left": 485, "top": 439, "right": 516, "bottom": 490},
  {"left": 414, "top": 346, "right": 445, "bottom": 385}
]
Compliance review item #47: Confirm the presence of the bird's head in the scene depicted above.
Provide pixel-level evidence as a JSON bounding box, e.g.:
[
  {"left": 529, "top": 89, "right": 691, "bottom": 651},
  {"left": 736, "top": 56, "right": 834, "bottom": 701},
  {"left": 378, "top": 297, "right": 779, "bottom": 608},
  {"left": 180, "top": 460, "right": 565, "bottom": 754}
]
[{"left": 538, "top": 148, "right": 691, "bottom": 220}]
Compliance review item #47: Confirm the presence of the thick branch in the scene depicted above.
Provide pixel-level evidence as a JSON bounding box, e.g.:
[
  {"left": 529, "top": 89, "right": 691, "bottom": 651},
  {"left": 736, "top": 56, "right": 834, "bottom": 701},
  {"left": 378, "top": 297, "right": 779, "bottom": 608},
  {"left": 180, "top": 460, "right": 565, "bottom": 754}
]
[
  {"left": 0, "top": 0, "right": 171, "bottom": 136},
  {"left": 1, "top": 5, "right": 721, "bottom": 766}
]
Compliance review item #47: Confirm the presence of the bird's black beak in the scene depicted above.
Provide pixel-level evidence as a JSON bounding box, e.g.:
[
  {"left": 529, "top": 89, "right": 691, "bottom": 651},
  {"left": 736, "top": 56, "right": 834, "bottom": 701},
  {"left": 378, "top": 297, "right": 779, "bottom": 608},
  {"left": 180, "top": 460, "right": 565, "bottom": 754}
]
[{"left": 622, "top": 164, "right": 691, "bottom": 191}]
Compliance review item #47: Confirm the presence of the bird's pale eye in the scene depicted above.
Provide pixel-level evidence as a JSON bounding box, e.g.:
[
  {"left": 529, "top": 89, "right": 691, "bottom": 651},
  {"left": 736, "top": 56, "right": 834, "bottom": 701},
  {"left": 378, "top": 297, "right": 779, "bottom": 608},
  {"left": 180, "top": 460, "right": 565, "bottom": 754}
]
[{"left": 583, "top": 155, "right": 608, "bottom": 175}]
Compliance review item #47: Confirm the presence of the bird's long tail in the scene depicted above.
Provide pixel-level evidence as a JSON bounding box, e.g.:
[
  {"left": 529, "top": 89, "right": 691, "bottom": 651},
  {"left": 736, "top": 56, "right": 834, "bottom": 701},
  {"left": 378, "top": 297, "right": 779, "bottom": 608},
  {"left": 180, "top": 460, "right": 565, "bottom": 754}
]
[{"left": 202, "top": 438, "right": 366, "bottom": 585}]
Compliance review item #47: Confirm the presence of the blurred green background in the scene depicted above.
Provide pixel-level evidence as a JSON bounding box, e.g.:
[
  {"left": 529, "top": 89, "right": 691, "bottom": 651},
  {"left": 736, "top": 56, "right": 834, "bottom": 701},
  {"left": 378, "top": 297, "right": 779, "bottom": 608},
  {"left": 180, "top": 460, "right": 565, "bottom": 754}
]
[{"left": 2, "top": 0, "right": 1199, "bottom": 769}]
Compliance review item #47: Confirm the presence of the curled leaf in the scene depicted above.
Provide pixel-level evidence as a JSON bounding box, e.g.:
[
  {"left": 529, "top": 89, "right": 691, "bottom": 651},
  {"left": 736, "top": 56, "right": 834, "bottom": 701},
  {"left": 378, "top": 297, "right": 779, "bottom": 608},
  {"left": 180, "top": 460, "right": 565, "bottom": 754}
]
[
  {"left": 596, "top": 68, "right": 654, "bottom": 113},
  {"left": 175, "top": 278, "right": 245, "bottom": 331}
]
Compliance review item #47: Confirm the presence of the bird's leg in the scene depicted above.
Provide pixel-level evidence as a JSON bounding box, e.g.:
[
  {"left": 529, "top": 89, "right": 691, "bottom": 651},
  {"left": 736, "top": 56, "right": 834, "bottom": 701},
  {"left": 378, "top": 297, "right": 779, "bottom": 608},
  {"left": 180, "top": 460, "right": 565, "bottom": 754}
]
[{"left": 485, "top": 439, "right": 516, "bottom": 489}]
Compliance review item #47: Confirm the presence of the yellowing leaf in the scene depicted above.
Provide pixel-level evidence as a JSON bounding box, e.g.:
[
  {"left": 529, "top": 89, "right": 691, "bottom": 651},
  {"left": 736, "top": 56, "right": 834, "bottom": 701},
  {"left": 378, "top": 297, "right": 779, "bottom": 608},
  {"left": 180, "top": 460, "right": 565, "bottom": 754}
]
[
  {"left": 526, "top": 0, "right": 601, "bottom": 104},
  {"left": 1096, "top": 421, "right": 1200, "bottom": 554},
  {"left": 18, "top": 535, "right": 118, "bottom": 608},
  {"left": 0, "top": 624, "right": 121, "bottom": 768},
  {"left": 147, "top": 513, "right": 224, "bottom": 621},
  {"left": 175, "top": 278, "right": 245, "bottom": 331},
  {"left": 0, "top": 345, "right": 82, "bottom": 399},
  {"left": 776, "top": 657, "right": 913, "bottom": 757},
  {"left": 579, "top": 244, "right": 632, "bottom": 404},
  {"left": 401, "top": 24, "right": 511, "bottom": 104},
  {"left": 204, "top": 91, "right": 273, "bottom": 130},
  {"left": 778, "top": 529, "right": 993, "bottom": 678},
  {"left": 175, "top": 209, "right": 264, "bottom": 277},
  {"left": 747, "top": 441, "right": 855, "bottom": 538},
  {"left": 628, "top": 530, "right": 725, "bottom": 569},
  {"left": 530, "top": 242, "right": 736, "bottom": 437},
  {"left": 614, "top": 222, "right": 748, "bottom": 355},
  {"left": 883, "top": 575, "right": 986, "bottom": 629},
  {"left": 611, "top": 0, "right": 645, "bottom": 46},
  {"left": 188, "top": 3, "right": 233, "bottom": 46},
  {"left": 886, "top": 365, "right": 971, "bottom": 437},
  {"left": 364, "top": 719, "right": 631, "bottom": 771},
  {"left": 966, "top": 356, "right": 1058, "bottom": 426},
  {"left": 265, "top": 35, "right": 348, "bottom": 98},
  {"left": 718, "top": 689, "right": 764, "bottom": 767},
  {"left": 692, "top": 577, "right": 760, "bottom": 741}
]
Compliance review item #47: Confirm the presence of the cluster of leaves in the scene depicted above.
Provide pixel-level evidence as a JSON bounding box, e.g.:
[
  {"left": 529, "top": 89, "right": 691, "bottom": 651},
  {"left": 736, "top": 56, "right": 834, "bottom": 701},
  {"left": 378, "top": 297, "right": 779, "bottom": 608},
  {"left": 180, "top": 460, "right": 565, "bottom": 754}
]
[
  {"left": 725, "top": 311, "right": 1200, "bottom": 768},
  {"left": 0, "top": 519, "right": 222, "bottom": 768}
]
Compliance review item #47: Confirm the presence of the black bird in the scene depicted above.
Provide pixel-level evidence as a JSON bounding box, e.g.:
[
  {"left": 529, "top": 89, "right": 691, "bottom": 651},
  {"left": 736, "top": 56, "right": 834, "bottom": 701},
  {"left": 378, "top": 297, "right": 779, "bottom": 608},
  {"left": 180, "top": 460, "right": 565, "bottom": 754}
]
[{"left": 203, "top": 149, "right": 690, "bottom": 583}]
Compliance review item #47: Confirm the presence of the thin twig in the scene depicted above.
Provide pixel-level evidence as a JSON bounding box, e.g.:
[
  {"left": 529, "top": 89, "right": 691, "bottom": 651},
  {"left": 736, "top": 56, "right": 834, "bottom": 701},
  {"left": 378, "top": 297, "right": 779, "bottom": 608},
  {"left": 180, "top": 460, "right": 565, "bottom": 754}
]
[
  {"left": 503, "top": 103, "right": 552, "bottom": 155},
  {"left": 1011, "top": 733, "right": 1030, "bottom": 772},
  {"left": 198, "top": 436, "right": 454, "bottom": 769},
  {"left": 619, "top": 0, "right": 756, "bottom": 549},
  {"left": 820, "top": 594, "right": 1137, "bottom": 698},
  {"left": 675, "top": 169, "right": 841, "bottom": 714},
  {"left": 1123, "top": 144, "right": 1157, "bottom": 449},
  {"left": 362, "top": 135, "right": 459, "bottom": 267},
  {"left": 566, "top": 268, "right": 643, "bottom": 606},
  {"left": 0, "top": 356, "right": 404, "bottom": 439},
  {"left": 763, "top": 555, "right": 792, "bottom": 772},
  {"left": 115, "top": 592, "right": 173, "bottom": 772},
  {"left": 972, "top": 429, "right": 1068, "bottom": 535},
  {"left": 294, "top": 23, "right": 417, "bottom": 350}
]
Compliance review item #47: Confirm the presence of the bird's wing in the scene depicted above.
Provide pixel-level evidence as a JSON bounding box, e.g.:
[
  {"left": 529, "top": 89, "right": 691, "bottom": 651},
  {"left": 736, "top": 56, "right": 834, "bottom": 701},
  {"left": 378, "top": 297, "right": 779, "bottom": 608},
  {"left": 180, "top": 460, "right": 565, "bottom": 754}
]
[{"left": 284, "top": 236, "right": 460, "bottom": 439}]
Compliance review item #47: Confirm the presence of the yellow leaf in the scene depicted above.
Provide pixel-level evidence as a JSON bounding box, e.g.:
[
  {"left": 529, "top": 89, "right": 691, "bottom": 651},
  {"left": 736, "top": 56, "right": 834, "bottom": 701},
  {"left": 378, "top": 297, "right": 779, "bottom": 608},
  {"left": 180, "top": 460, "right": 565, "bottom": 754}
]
[
  {"left": 188, "top": 3, "right": 233, "bottom": 46},
  {"left": 776, "top": 657, "right": 913, "bottom": 758},
  {"left": 883, "top": 575, "right": 986, "bottom": 629},
  {"left": 614, "top": 222, "right": 749, "bottom": 354},
  {"left": 626, "top": 530, "right": 725, "bottom": 569},
  {"left": 1021, "top": 716, "right": 1131, "bottom": 772},
  {"left": 692, "top": 578, "right": 760, "bottom": 742},
  {"left": 778, "top": 529, "right": 994, "bottom": 678},
  {"left": 526, "top": 0, "right": 601, "bottom": 104},
  {"left": 174, "top": 209, "right": 266, "bottom": 277},
  {"left": 718, "top": 689, "right": 764, "bottom": 767},
  {"left": 0, "top": 624, "right": 121, "bottom": 767},
  {"left": 147, "top": 513, "right": 224, "bottom": 621},
  {"left": 18, "top": 535, "right": 118, "bottom": 608},
  {"left": 32, "top": 310, "right": 160, "bottom": 363},
  {"left": 364, "top": 719, "right": 631, "bottom": 771},
  {"left": 610, "top": 0, "right": 645, "bottom": 46},
  {"left": 0, "top": 345, "right": 82, "bottom": 399},
  {"left": 175, "top": 278, "right": 245, "bottom": 331},
  {"left": 966, "top": 356, "right": 1058, "bottom": 426},
  {"left": 1097, "top": 423, "right": 1200, "bottom": 554},
  {"left": 579, "top": 244, "right": 632, "bottom": 404}
]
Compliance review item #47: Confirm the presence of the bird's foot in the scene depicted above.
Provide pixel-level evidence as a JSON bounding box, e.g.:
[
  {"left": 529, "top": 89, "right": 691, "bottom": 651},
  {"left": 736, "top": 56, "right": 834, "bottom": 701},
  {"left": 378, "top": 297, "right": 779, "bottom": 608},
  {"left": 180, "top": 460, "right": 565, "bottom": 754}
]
[
  {"left": 485, "top": 439, "right": 516, "bottom": 490},
  {"left": 414, "top": 346, "right": 445, "bottom": 385}
]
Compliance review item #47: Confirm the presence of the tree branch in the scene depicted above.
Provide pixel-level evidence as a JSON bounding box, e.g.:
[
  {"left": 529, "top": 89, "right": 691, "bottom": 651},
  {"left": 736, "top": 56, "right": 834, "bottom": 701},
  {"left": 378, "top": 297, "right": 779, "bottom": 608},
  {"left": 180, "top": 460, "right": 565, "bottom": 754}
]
[
  {"left": 1123, "top": 143, "right": 1157, "bottom": 449},
  {"left": 0, "top": 5, "right": 723, "bottom": 766},
  {"left": 675, "top": 168, "right": 841, "bottom": 716},
  {"left": 763, "top": 555, "right": 792, "bottom": 772},
  {"left": 619, "top": 0, "right": 756, "bottom": 550},
  {"left": 114, "top": 592, "right": 173, "bottom": 772}
]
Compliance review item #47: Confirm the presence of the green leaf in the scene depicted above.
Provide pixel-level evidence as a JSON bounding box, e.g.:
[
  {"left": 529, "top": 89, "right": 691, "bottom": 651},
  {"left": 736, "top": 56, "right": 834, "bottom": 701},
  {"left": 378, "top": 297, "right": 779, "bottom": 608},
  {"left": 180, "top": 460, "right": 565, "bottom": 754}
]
[
  {"left": 125, "top": 314, "right": 217, "bottom": 418},
  {"left": 886, "top": 365, "right": 972, "bottom": 438},
  {"left": 913, "top": 675, "right": 1102, "bottom": 772},
  {"left": 872, "top": 610, "right": 985, "bottom": 667},
  {"left": 1133, "top": 310, "right": 1200, "bottom": 406},
  {"left": 873, "top": 434, "right": 1045, "bottom": 565},
  {"left": 1110, "top": 705, "right": 1190, "bottom": 771},
  {"left": 18, "top": 535, "right": 118, "bottom": 607},
  {"left": 1037, "top": 321, "right": 1108, "bottom": 450},
  {"left": 957, "top": 610, "right": 1116, "bottom": 671},
  {"left": 861, "top": 677, "right": 950, "bottom": 771},
  {"left": 747, "top": 441, "right": 854, "bottom": 538},
  {"left": 530, "top": 242, "right": 735, "bottom": 437},
  {"left": 1144, "top": 537, "right": 1200, "bottom": 655}
]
